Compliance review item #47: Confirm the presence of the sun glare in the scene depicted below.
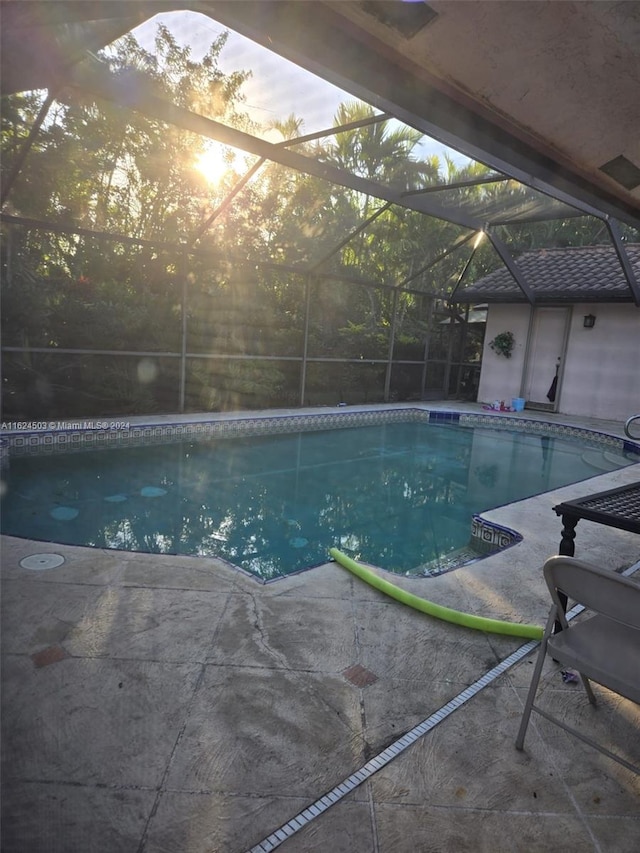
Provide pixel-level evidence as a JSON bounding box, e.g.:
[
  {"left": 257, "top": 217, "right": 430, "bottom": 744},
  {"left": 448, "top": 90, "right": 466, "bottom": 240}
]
[{"left": 195, "top": 143, "right": 233, "bottom": 185}]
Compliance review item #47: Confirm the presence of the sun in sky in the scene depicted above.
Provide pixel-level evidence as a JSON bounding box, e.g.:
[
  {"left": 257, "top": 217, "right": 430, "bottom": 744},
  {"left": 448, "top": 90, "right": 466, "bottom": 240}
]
[{"left": 194, "top": 141, "right": 235, "bottom": 185}]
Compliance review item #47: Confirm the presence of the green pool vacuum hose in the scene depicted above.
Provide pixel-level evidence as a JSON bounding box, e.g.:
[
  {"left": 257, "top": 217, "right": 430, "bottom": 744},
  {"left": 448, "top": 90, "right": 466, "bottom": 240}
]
[{"left": 329, "top": 548, "right": 543, "bottom": 640}]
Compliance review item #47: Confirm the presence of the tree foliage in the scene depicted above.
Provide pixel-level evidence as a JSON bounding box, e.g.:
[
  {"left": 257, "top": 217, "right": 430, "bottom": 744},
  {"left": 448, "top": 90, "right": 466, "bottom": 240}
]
[{"left": 1, "top": 21, "right": 600, "bottom": 418}]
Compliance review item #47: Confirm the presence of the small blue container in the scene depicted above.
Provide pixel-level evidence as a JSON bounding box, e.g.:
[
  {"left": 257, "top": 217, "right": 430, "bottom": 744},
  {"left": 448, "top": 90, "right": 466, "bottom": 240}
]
[{"left": 512, "top": 397, "right": 526, "bottom": 412}]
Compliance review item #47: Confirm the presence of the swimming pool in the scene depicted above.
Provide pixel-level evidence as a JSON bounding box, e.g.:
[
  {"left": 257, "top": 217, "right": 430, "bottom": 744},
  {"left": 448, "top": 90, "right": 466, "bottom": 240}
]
[{"left": 3, "top": 410, "right": 639, "bottom": 580}]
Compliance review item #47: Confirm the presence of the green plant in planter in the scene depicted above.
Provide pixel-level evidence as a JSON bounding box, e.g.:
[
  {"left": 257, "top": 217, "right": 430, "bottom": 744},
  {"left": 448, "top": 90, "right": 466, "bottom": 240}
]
[{"left": 489, "top": 331, "right": 515, "bottom": 358}]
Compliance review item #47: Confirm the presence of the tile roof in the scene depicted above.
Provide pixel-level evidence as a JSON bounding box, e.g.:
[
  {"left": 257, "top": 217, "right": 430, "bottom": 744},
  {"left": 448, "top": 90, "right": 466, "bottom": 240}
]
[{"left": 453, "top": 244, "right": 640, "bottom": 303}]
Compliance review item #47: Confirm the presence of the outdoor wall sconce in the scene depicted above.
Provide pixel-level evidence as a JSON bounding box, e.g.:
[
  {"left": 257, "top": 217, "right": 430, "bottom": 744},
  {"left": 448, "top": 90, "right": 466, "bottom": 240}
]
[{"left": 583, "top": 314, "right": 596, "bottom": 328}]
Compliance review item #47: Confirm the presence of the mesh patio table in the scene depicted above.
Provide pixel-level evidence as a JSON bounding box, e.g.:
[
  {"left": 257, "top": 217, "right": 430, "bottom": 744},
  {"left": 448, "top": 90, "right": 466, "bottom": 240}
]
[
  {"left": 552, "top": 480, "right": 640, "bottom": 626},
  {"left": 553, "top": 480, "right": 640, "bottom": 557}
]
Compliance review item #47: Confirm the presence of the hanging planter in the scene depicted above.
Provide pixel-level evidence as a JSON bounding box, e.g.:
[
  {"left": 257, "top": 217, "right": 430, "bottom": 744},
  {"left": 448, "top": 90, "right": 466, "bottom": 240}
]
[{"left": 489, "top": 331, "right": 515, "bottom": 359}]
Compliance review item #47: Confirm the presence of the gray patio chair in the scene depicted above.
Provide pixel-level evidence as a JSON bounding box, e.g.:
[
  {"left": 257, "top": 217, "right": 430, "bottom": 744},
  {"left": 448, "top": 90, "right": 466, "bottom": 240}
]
[{"left": 516, "top": 555, "right": 640, "bottom": 774}]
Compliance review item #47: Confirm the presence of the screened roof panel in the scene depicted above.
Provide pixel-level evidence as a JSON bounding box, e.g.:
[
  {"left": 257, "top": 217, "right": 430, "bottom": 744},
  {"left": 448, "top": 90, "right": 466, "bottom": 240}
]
[
  {"left": 195, "top": 163, "right": 375, "bottom": 267},
  {"left": 128, "top": 11, "right": 377, "bottom": 141},
  {"left": 491, "top": 214, "right": 611, "bottom": 258},
  {"left": 3, "top": 6, "right": 638, "bottom": 306},
  {"left": 404, "top": 180, "right": 584, "bottom": 226},
  {"left": 620, "top": 224, "right": 640, "bottom": 243},
  {"left": 3, "top": 2, "right": 638, "bottom": 228}
]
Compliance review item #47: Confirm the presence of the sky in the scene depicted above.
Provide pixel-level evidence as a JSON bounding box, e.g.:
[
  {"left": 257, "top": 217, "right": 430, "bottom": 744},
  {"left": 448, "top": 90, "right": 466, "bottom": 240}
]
[
  {"left": 132, "top": 10, "right": 348, "bottom": 132},
  {"left": 129, "top": 10, "right": 472, "bottom": 167}
]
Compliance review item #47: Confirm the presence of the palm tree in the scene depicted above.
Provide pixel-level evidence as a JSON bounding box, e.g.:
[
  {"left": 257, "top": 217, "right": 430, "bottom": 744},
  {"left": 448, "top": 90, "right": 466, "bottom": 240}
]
[{"left": 327, "top": 101, "right": 436, "bottom": 192}]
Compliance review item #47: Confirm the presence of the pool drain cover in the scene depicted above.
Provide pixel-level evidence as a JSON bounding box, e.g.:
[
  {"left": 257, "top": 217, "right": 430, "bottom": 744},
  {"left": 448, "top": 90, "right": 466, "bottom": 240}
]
[{"left": 20, "top": 553, "right": 65, "bottom": 571}]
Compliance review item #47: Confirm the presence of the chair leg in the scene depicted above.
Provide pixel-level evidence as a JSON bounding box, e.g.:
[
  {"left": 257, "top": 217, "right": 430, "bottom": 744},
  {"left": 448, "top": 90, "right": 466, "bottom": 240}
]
[
  {"left": 516, "top": 647, "right": 544, "bottom": 749},
  {"left": 516, "top": 614, "right": 554, "bottom": 751},
  {"left": 579, "top": 673, "right": 597, "bottom": 706}
]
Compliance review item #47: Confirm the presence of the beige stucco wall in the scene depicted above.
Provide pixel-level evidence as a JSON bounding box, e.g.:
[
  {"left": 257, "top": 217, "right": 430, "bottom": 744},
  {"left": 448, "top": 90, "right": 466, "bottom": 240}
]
[
  {"left": 477, "top": 303, "right": 640, "bottom": 421},
  {"left": 477, "top": 304, "right": 531, "bottom": 406}
]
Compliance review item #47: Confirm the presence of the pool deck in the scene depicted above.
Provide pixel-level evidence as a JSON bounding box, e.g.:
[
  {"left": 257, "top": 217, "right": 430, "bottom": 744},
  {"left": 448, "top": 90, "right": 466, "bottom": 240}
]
[{"left": 2, "top": 403, "right": 639, "bottom": 852}]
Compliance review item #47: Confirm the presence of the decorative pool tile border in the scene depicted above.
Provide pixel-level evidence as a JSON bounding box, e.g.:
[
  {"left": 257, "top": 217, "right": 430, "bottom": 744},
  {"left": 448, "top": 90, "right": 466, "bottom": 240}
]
[
  {"left": 471, "top": 514, "right": 523, "bottom": 554},
  {"left": 0, "top": 437, "right": 8, "bottom": 469},
  {"left": 2, "top": 408, "right": 423, "bottom": 459},
  {"left": 2, "top": 408, "right": 640, "bottom": 461},
  {"left": 458, "top": 411, "right": 640, "bottom": 456}
]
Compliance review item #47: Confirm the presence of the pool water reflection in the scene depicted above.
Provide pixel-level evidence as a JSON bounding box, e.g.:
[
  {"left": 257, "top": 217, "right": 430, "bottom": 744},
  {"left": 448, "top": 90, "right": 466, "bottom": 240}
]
[{"left": 2, "top": 422, "right": 638, "bottom": 579}]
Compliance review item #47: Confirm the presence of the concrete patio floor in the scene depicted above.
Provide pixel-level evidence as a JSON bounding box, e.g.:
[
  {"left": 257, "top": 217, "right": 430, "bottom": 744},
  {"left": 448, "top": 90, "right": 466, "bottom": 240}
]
[{"left": 1, "top": 406, "right": 639, "bottom": 852}]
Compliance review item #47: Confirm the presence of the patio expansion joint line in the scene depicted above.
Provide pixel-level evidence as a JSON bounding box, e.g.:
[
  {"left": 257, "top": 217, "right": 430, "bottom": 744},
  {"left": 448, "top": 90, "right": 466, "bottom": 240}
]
[
  {"left": 247, "top": 561, "right": 640, "bottom": 853},
  {"left": 348, "top": 580, "right": 380, "bottom": 851}
]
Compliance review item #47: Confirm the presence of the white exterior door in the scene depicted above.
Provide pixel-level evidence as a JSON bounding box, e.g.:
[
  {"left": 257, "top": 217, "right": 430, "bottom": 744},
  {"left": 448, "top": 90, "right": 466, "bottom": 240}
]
[{"left": 523, "top": 307, "right": 571, "bottom": 410}]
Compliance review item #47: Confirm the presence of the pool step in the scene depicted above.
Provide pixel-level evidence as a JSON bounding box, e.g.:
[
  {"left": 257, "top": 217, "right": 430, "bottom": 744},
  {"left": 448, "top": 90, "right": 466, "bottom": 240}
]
[
  {"left": 581, "top": 449, "right": 634, "bottom": 472},
  {"left": 415, "top": 544, "right": 482, "bottom": 576}
]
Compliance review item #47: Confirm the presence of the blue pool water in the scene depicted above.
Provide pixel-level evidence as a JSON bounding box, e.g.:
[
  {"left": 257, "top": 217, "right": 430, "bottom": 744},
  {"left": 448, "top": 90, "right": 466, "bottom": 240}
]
[{"left": 2, "top": 421, "right": 638, "bottom": 579}]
